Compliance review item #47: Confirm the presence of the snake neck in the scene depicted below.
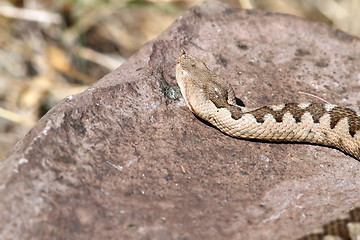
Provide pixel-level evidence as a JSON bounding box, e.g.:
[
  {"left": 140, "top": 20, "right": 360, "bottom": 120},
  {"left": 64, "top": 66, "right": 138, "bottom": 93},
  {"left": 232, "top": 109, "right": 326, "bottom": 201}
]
[{"left": 176, "top": 52, "right": 360, "bottom": 159}]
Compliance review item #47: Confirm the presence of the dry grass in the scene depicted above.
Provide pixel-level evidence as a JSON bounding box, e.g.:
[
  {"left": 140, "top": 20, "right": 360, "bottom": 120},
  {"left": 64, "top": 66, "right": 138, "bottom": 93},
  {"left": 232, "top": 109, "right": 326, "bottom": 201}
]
[{"left": 0, "top": 0, "right": 359, "bottom": 160}]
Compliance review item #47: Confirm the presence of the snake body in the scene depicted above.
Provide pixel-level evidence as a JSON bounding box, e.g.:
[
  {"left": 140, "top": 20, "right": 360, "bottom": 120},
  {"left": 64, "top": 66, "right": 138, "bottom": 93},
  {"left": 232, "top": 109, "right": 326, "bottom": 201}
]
[
  {"left": 175, "top": 51, "right": 360, "bottom": 239},
  {"left": 176, "top": 51, "right": 360, "bottom": 160}
]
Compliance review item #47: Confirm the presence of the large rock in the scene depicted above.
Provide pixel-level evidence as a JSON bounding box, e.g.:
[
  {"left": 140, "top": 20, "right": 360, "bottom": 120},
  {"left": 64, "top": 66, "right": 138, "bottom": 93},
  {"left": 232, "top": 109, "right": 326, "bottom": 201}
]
[{"left": 1, "top": 1, "right": 359, "bottom": 239}]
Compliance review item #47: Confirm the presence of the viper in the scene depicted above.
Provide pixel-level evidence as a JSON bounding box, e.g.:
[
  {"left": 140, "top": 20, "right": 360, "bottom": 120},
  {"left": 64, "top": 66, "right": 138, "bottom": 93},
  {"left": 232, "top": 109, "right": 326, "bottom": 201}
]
[{"left": 176, "top": 50, "right": 360, "bottom": 240}]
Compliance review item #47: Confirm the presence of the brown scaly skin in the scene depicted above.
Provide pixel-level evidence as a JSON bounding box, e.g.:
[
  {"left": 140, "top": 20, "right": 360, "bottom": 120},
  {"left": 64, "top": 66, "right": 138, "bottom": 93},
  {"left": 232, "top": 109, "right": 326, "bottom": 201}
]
[
  {"left": 176, "top": 50, "right": 360, "bottom": 240},
  {"left": 176, "top": 51, "right": 360, "bottom": 159},
  {"left": 297, "top": 207, "right": 360, "bottom": 240}
]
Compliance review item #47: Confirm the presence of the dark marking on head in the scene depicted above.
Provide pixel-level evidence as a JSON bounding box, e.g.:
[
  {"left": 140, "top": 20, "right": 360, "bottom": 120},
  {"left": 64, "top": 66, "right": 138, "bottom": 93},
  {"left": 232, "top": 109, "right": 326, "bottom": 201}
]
[{"left": 207, "top": 83, "right": 244, "bottom": 120}]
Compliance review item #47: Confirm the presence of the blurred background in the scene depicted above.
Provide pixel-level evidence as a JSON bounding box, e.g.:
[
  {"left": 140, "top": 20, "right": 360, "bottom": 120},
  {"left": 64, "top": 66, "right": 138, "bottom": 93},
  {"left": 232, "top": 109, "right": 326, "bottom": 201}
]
[{"left": 0, "top": 0, "right": 359, "bottom": 160}]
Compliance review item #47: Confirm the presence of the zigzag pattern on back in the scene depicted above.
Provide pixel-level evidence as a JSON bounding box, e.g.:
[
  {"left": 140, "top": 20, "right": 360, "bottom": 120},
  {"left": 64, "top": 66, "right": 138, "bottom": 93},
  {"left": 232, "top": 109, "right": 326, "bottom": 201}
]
[
  {"left": 209, "top": 99, "right": 360, "bottom": 138},
  {"left": 176, "top": 51, "right": 360, "bottom": 239},
  {"left": 176, "top": 51, "right": 360, "bottom": 160}
]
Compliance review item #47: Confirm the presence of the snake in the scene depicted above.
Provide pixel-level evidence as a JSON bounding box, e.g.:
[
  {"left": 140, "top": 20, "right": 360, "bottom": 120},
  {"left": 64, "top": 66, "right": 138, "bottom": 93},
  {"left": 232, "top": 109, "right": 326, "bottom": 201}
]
[{"left": 175, "top": 50, "right": 360, "bottom": 240}]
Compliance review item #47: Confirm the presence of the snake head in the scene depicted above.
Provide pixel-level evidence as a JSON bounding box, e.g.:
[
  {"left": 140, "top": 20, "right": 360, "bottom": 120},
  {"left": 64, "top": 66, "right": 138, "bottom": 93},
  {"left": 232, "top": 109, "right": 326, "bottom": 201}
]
[
  {"left": 177, "top": 50, "right": 209, "bottom": 73},
  {"left": 176, "top": 51, "right": 213, "bottom": 112},
  {"left": 176, "top": 51, "right": 239, "bottom": 119}
]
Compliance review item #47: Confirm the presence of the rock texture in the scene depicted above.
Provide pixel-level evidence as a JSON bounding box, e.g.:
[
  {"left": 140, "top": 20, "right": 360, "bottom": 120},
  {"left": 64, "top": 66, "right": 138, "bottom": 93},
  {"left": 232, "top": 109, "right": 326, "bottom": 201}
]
[{"left": 1, "top": 1, "right": 360, "bottom": 239}]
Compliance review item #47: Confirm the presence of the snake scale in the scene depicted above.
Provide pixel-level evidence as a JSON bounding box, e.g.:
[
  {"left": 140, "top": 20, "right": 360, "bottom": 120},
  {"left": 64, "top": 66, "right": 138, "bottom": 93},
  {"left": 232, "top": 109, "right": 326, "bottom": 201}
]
[{"left": 175, "top": 51, "right": 360, "bottom": 240}]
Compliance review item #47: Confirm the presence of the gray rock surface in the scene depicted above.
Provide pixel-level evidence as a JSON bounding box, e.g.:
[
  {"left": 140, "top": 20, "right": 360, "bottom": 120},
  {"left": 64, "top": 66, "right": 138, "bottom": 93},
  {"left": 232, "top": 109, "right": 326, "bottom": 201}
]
[{"left": 1, "top": 1, "right": 359, "bottom": 239}]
